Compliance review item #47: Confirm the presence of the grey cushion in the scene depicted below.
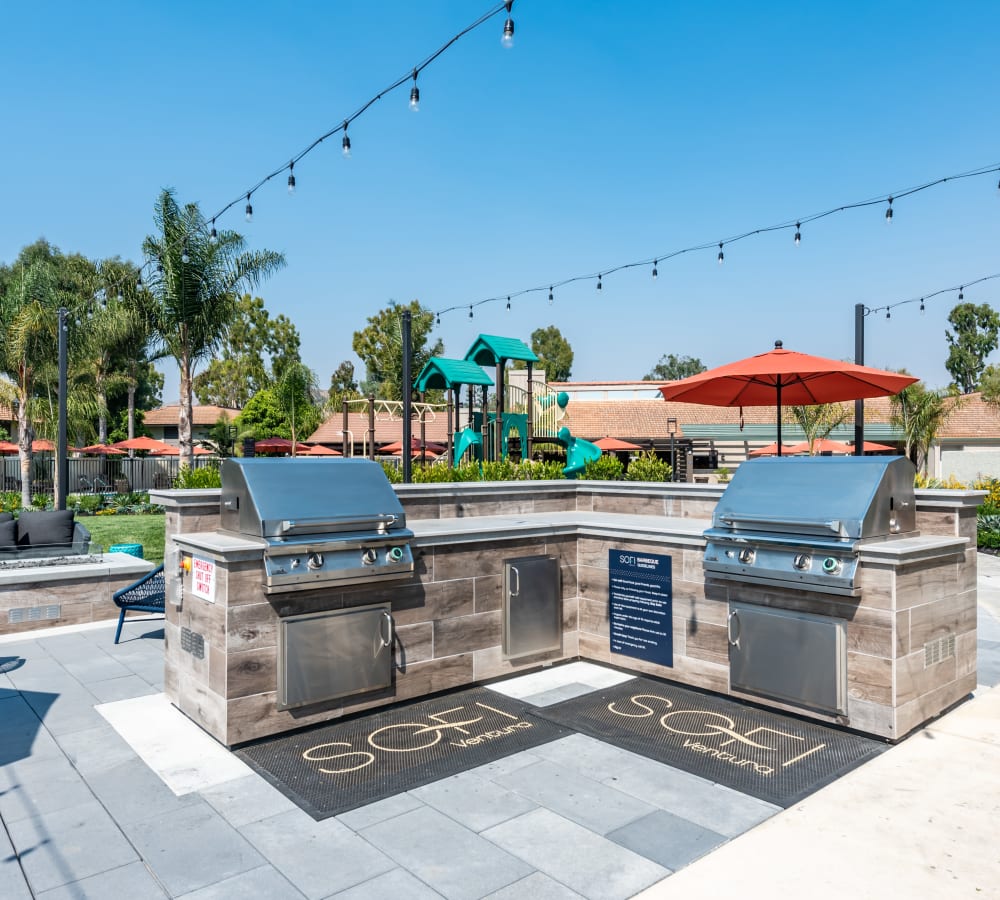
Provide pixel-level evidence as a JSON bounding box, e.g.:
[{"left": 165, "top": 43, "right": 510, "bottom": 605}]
[
  {"left": 0, "top": 518, "right": 16, "bottom": 550},
  {"left": 0, "top": 511, "right": 13, "bottom": 523},
  {"left": 17, "top": 510, "right": 76, "bottom": 549}
]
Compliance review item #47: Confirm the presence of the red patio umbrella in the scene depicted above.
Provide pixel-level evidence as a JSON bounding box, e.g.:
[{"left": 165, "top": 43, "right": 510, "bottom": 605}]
[
  {"left": 301, "top": 444, "right": 342, "bottom": 456},
  {"left": 851, "top": 440, "right": 896, "bottom": 453},
  {"left": 148, "top": 445, "right": 213, "bottom": 456},
  {"left": 113, "top": 435, "right": 175, "bottom": 453},
  {"left": 31, "top": 439, "right": 55, "bottom": 452},
  {"left": 77, "top": 443, "right": 126, "bottom": 455},
  {"left": 748, "top": 442, "right": 796, "bottom": 457},
  {"left": 784, "top": 438, "right": 854, "bottom": 456},
  {"left": 593, "top": 437, "right": 643, "bottom": 452},
  {"left": 379, "top": 438, "right": 447, "bottom": 454},
  {"left": 253, "top": 437, "right": 310, "bottom": 454},
  {"left": 0, "top": 440, "right": 18, "bottom": 453},
  {"left": 658, "top": 341, "right": 918, "bottom": 455}
]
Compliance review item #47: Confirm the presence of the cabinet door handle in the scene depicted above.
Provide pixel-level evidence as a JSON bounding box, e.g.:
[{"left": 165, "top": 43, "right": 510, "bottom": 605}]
[
  {"left": 727, "top": 609, "right": 741, "bottom": 648},
  {"left": 509, "top": 566, "right": 520, "bottom": 598},
  {"left": 379, "top": 611, "right": 394, "bottom": 648}
]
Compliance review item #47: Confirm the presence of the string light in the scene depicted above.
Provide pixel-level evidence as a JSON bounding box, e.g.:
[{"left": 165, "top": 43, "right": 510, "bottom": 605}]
[
  {"left": 506, "top": 296, "right": 511, "bottom": 311},
  {"left": 469, "top": 306, "right": 473, "bottom": 319},
  {"left": 794, "top": 223, "right": 801, "bottom": 245},
  {"left": 502, "top": 0, "right": 514, "bottom": 47},
  {"left": 865, "top": 273, "right": 999, "bottom": 321},
  {"left": 886, "top": 309, "right": 890, "bottom": 319},
  {"left": 409, "top": 69, "right": 420, "bottom": 112},
  {"left": 596, "top": 274, "right": 602, "bottom": 290},
  {"left": 919, "top": 298, "right": 925, "bottom": 314},
  {"left": 181, "top": 239, "right": 189, "bottom": 264},
  {"left": 342, "top": 124, "right": 351, "bottom": 158},
  {"left": 718, "top": 242, "right": 724, "bottom": 264},
  {"left": 209, "top": 220, "right": 218, "bottom": 243},
  {"left": 135, "top": 274, "right": 143, "bottom": 291},
  {"left": 548, "top": 286, "right": 554, "bottom": 303},
  {"left": 959, "top": 286, "right": 964, "bottom": 300},
  {"left": 652, "top": 260, "right": 658, "bottom": 279},
  {"left": 287, "top": 161, "right": 296, "bottom": 194},
  {"left": 885, "top": 196, "right": 893, "bottom": 222},
  {"left": 245, "top": 193, "right": 253, "bottom": 223}
]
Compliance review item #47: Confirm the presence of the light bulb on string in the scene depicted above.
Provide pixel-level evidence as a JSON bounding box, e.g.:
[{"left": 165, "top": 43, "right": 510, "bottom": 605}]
[
  {"left": 409, "top": 69, "right": 419, "bottom": 111},
  {"left": 794, "top": 223, "right": 801, "bottom": 245},
  {"left": 886, "top": 309, "right": 891, "bottom": 320},
  {"left": 959, "top": 286, "right": 964, "bottom": 300},
  {"left": 287, "top": 161, "right": 296, "bottom": 194},
  {"left": 181, "top": 240, "right": 189, "bottom": 264},
  {"left": 718, "top": 243, "right": 724, "bottom": 265},
  {"left": 342, "top": 123, "right": 351, "bottom": 158},
  {"left": 116, "top": 289, "right": 123, "bottom": 303},
  {"left": 596, "top": 274, "right": 602, "bottom": 291},
  {"left": 156, "top": 261, "right": 163, "bottom": 274},
  {"left": 920, "top": 298, "right": 925, "bottom": 315},
  {"left": 885, "top": 197, "right": 893, "bottom": 223},
  {"left": 436, "top": 314, "right": 440, "bottom": 326},
  {"left": 652, "top": 260, "right": 658, "bottom": 279},
  {"left": 469, "top": 306, "right": 473, "bottom": 319},
  {"left": 501, "top": 0, "right": 514, "bottom": 47},
  {"left": 135, "top": 274, "right": 143, "bottom": 292},
  {"left": 548, "top": 286, "right": 554, "bottom": 304},
  {"left": 245, "top": 193, "right": 253, "bottom": 223},
  {"left": 506, "top": 296, "right": 511, "bottom": 311},
  {"left": 209, "top": 219, "right": 218, "bottom": 243}
]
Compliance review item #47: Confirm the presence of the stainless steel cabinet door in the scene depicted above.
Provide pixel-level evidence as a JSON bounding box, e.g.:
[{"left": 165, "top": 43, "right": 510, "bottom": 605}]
[
  {"left": 728, "top": 602, "right": 847, "bottom": 715},
  {"left": 279, "top": 604, "right": 394, "bottom": 709},
  {"left": 503, "top": 555, "right": 561, "bottom": 660}
]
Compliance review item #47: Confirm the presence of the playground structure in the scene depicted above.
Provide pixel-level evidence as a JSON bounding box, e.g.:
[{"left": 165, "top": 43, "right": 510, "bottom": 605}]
[{"left": 413, "top": 334, "right": 601, "bottom": 476}]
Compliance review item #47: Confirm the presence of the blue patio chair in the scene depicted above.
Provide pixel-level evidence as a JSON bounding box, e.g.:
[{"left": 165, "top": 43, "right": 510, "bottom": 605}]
[{"left": 112, "top": 564, "right": 165, "bottom": 644}]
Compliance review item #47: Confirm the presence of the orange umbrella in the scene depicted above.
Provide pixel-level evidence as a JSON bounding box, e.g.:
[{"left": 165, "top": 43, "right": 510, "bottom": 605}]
[
  {"left": 748, "top": 442, "right": 796, "bottom": 457},
  {"left": 31, "top": 439, "right": 55, "bottom": 452},
  {"left": 301, "top": 444, "right": 342, "bottom": 456},
  {"left": 0, "top": 440, "right": 18, "bottom": 453},
  {"left": 253, "top": 437, "right": 310, "bottom": 453},
  {"left": 148, "top": 445, "right": 213, "bottom": 456},
  {"left": 659, "top": 341, "right": 918, "bottom": 455},
  {"left": 593, "top": 436, "right": 643, "bottom": 452},
  {"left": 113, "top": 435, "right": 174, "bottom": 453},
  {"left": 380, "top": 438, "right": 447, "bottom": 454},
  {"left": 784, "top": 438, "right": 854, "bottom": 456},
  {"left": 851, "top": 440, "right": 896, "bottom": 453},
  {"left": 77, "top": 443, "right": 126, "bottom": 455}
]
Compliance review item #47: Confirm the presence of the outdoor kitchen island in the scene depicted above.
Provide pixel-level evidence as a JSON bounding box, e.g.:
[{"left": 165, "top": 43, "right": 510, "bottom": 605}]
[{"left": 158, "top": 459, "right": 980, "bottom": 748}]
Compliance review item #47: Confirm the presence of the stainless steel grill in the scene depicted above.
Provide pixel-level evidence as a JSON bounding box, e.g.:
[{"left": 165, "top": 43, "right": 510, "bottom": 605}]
[
  {"left": 220, "top": 458, "right": 414, "bottom": 594},
  {"left": 703, "top": 455, "right": 917, "bottom": 596}
]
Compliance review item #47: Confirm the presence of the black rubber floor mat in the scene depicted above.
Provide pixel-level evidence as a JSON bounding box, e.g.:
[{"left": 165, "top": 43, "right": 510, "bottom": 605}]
[
  {"left": 535, "top": 677, "right": 887, "bottom": 807},
  {"left": 236, "top": 687, "right": 571, "bottom": 819}
]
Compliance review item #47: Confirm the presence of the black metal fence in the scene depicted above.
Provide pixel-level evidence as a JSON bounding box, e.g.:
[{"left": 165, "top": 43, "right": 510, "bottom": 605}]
[{"left": 1, "top": 455, "right": 219, "bottom": 496}]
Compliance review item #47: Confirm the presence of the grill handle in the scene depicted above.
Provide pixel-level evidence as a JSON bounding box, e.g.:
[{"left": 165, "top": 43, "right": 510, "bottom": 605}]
[
  {"left": 719, "top": 514, "right": 844, "bottom": 535},
  {"left": 278, "top": 514, "right": 398, "bottom": 536},
  {"left": 727, "top": 609, "right": 741, "bottom": 648},
  {"left": 379, "top": 611, "right": 394, "bottom": 648}
]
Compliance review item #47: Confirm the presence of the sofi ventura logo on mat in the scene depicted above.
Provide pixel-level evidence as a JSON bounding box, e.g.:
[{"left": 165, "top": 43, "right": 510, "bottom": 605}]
[{"left": 301, "top": 700, "right": 533, "bottom": 775}]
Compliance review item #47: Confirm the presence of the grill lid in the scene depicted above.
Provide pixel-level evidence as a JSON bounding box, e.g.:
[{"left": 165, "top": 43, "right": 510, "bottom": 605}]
[
  {"left": 220, "top": 458, "right": 408, "bottom": 539},
  {"left": 709, "top": 456, "right": 916, "bottom": 542}
]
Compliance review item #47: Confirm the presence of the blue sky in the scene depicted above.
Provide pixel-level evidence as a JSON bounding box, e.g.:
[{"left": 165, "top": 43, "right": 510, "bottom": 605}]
[{"left": 2, "top": 1, "right": 998, "bottom": 402}]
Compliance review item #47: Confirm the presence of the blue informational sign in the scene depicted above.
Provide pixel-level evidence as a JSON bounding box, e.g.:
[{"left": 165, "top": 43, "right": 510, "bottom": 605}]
[{"left": 608, "top": 550, "right": 673, "bottom": 667}]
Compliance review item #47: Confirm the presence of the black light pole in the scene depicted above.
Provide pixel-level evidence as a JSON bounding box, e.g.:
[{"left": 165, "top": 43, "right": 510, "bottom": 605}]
[
  {"left": 56, "top": 307, "right": 69, "bottom": 510},
  {"left": 667, "top": 417, "right": 678, "bottom": 482},
  {"left": 401, "top": 309, "right": 412, "bottom": 484},
  {"left": 854, "top": 302, "right": 865, "bottom": 455}
]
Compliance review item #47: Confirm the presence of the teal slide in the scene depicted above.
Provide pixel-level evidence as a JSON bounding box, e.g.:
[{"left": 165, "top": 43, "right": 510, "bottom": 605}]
[
  {"left": 453, "top": 427, "right": 482, "bottom": 465},
  {"left": 556, "top": 426, "right": 601, "bottom": 477}
]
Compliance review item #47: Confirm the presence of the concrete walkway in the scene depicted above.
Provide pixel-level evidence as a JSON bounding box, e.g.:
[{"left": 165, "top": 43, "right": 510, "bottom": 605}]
[{"left": 1, "top": 558, "right": 999, "bottom": 898}]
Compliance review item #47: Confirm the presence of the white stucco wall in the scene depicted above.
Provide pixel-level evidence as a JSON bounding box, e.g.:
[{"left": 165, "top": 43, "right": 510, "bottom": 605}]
[{"left": 939, "top": 446, "right": 1000, "bottom": 483}]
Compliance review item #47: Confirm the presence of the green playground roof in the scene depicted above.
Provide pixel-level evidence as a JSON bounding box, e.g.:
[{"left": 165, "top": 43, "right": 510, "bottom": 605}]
[
  {"left": 414, "top": 357, "right": 494, "bottom": 392},
  {"left": 464, "top": 334, "right": 538, "bottom": 366}
]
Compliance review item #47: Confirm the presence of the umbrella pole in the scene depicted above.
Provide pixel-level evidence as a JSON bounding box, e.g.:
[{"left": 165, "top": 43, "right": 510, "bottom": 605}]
[{"left": 776, "top": 379, "right": 782, "bottom": 456}]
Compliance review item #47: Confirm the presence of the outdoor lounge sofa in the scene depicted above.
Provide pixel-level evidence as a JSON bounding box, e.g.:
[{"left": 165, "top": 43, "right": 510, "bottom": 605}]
[{"left": 0, "top": 510, "right": 91, "bottom": 559}]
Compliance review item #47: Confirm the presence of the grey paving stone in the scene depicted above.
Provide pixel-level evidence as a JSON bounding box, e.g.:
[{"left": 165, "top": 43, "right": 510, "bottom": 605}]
[
  {"left": 520, "top": 682, "right": 598, "bottom": 707},
  {"left": 483, "top": 808, "right": 669, "bottom": 900},
  {"left": 174, "top": 863, "right": 307, "bottom": 899},
  {"left": 35, "top": 634, "right": 102, "bottom": 663},
  {"left": 483, "top": 871, "right": 585, "bottom": 899},
  {"left": 242, "top": 808, "right": 395, "bottom": 899},
  {"left": 530, "top": 733, "right": 650, "bottom": 783},
  {"left": 469, "top": 748, "right": 544, "bottom": 780},
  {"left": 0, "top": 639, "right": 54, "bottom": 660},
  {"left": 410, "top": 770, "right": 538, "bottom": 832},
  {"left": 199, "top": 773, "right": 298, "bottom": 827},
  {"left": 6, "top": 799, "right": 139, "bottom": 895},
  {"left": 86, "top": 757, "right": 205, "bottom": 826},
  {"left": 34, "top": 860, "right": 169, "bottom": 899},
  {"left": 494, "top": 758, "right": 656, "bottom": 834},
  {"left": 53, "top": 722, "right": 138, "bottom": 775},
  {"left": 977, "top": 640, "right": 1000, "bottom": 687},
  {"left": 328, "top": 866, "right": 445, "bottom": 899},
  {"left": 87, "top": 674, "right": 159, "bottom": 703},
  {"left": 359, "top": 805, "right": 532, "bottom": 900},
  {"left": 127, "top": 800, "right": 266, "bottom": 896},
  {"left": 607, "top": 808, "right": 726, "bottom": 871},
  {"left": 0, "top": 823, "right": 34, "bottom": 900},
  {"left": 0, "top": 755, "right": 96, "bottom": 823},
  {"left": 22, "top": 692, "right": 106, "bottom": 737},
  {"left": 601, "top": 756, "right": 780, "bottom": 837},
  {"left": 5, "top": 658, "right": 72, "bottom": 690},
  {"left": 61, "top": 653, "right": 133, "bottom": 685},
  {"left": 0, "top": 701, "right": 65, "bottom": 766},
  {"left": 335, "top": 791, "right": 425, "bottom": 830}
]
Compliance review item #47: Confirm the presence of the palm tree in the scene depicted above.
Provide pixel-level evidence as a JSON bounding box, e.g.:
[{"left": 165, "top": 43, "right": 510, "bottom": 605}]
[
  {"left": 274, "top": 361, "right": 319, "bottom": 454},
  {"left": 889, "top": 382, "right": 957, "bottom": 474},
  {"left": 786, "top": 403, "right": 849, "bottom": 453},
  {"left": 143, "top": 189, "right": 285, "bottom": 468}
]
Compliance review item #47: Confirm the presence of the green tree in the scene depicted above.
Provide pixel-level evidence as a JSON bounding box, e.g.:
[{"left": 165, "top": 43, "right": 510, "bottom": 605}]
[
  {"left": 527, "top": 325, "right": 574, "bottom": 382},
  {"left": 785, "top": 403, "right": 850, "bottom": 454},
  {"left": 326, "top": 360, "right": 361, "bottom": 413},
  {"left": 274, "top": 361, "right": 320, "bottom": 451},
  {"left": 193, "top": 294, "right": 301, "bottom": 407},
  {"left": 644, "top": 354, "right": 706, "bottom": 381},
  {"left": 889, "top": 381, "right": 957, "bottom": 474},
  {"left": 352, "top": 300, "right": 442, "bottom": 400},
  {"left": 143, "top": 189, "right": 285, "bottom": 468},
  {"left": 945, "top": 302, "right": 1000, "bottom": 394}
]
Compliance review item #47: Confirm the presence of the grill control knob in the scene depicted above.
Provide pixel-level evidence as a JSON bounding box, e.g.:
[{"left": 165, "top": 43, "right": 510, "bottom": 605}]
[
  {"left": 822, "top": 557, "right": 842, "bottom": 575},
  {"left": 738, "top": 548, "right": 756, "bottom": 565},
  {"left": 793, "top": 553, "right": 811, "bottom": 570},
  {"left": 386, "top": 546, "right": 405, "bottom": 563},
  {"left": 290, "top": 558, "right": 301, "bottom": 569},
  {"left": 362, "top": 547, "right": 378, "bottom": 566},
  {"left": 307, "top": 553, "right": 324, "bottom": 570}
]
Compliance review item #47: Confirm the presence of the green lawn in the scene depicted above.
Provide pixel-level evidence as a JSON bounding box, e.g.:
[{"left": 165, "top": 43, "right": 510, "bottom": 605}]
[{"left": 83, "top": 514, "right": 166, "bottom": 563}]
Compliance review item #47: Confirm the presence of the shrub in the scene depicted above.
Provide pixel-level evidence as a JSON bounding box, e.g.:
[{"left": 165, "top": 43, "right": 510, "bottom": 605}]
[
  {"left": 173, "top": 465, "right": 221, "bottom": 489},
  {"left": 580, "top": 454, "right": 624, "bottom": 481},
  {"left": 514, "top": 460, "right": 566, "bottom": 480},
  {"left": 624, "top": 450, "right": 672, "bottom": 483},
  {"left": 0, "top": 491, "right": 22, "bottom": 513},
  {"left": 973, "top": 476, "right": 1000, "bottom": 514},
  {"left": 67, "top": 493, "right": 103, "bottom": 515},
  {"left": 379, "top": 461, "right": 402, "bottom": 483}
]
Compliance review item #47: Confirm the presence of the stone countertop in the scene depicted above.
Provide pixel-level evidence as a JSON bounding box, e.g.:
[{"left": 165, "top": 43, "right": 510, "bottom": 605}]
[
  {"left": 171, "top": 531, "right": 267, "bottom": 562},
  {"left": 0, "top": 552, "right": 155, "bottom": 587},
  {"left": 858, "top": 533, "right": 969, "bottom": 563}
]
